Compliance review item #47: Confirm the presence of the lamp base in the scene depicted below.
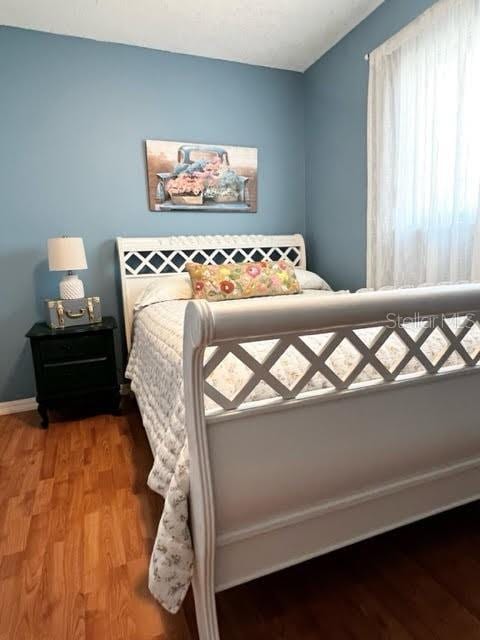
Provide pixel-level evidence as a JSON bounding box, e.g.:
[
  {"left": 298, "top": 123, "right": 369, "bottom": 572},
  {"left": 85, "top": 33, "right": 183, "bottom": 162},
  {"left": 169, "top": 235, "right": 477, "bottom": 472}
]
[{"left": 59, "top": 273, "right": 85, "bottom": 299}]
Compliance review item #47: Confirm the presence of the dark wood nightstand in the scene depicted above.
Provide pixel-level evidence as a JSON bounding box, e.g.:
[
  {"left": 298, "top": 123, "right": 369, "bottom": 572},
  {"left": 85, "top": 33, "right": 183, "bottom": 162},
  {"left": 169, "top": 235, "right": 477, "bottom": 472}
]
[{"left": 26, "top": 317, "right": 120, "bottom": 428}]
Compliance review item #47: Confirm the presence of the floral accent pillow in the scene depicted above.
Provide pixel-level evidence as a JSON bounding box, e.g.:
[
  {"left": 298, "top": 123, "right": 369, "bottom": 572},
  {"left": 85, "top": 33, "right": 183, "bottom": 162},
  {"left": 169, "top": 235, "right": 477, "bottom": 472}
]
[{"left": 186, "top": 260, "right": 301, "bottom": 302}]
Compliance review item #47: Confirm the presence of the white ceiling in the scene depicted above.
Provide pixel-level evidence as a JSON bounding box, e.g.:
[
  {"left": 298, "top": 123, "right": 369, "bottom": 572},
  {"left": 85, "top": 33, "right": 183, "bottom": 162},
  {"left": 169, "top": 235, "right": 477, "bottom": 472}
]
[{"left": 0, "top": 0, "right": 383, "bottom": 72}]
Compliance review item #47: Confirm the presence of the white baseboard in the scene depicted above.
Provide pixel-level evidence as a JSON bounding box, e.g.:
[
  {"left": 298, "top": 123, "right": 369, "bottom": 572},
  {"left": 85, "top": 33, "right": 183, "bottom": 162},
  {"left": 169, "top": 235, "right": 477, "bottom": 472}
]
[
  {"left": 0, "top": 384, "right": 130, "bottom": 417},
  {"left": 0, "top": 397, "right": 38, "bottom": 416}
]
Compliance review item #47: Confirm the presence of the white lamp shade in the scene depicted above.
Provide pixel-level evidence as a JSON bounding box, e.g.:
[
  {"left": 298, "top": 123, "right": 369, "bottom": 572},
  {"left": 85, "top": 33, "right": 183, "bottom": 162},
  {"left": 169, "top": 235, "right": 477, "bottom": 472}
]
[{"left": 48, "top": 237, "right": 87, "bottom": 271}]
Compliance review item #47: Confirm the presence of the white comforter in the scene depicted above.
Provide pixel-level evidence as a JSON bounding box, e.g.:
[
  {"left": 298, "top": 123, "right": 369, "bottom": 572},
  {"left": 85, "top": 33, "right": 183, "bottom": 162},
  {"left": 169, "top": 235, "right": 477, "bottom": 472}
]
[{"left": 126, "top": 294, "right": 474, "bottom": 612}]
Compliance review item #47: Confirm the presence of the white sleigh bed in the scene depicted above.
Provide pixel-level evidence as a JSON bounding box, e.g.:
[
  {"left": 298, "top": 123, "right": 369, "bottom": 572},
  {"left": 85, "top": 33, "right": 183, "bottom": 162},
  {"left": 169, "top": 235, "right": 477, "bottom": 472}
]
[{"left": 117, "top": 233, "right": 480, "bottom": 640}]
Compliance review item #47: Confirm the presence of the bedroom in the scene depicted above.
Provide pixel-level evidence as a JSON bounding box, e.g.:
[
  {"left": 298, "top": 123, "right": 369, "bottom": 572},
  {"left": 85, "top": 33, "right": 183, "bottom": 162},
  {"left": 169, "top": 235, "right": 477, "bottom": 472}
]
[{"left": 1, "top": 0, "right": 480, "bottom": 638}]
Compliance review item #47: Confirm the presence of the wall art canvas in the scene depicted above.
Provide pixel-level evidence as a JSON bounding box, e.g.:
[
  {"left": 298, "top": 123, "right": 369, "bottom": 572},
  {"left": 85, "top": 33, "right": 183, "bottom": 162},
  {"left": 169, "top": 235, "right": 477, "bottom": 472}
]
[{"left": 146, "top": 140, "right": 257, "bottom": 212}]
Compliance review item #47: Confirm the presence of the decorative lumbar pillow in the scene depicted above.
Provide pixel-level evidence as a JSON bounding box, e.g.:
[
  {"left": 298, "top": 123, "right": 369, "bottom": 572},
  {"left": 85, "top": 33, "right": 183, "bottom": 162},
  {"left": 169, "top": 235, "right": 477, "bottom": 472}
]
[
  {"left": 294, "top": 268, "right": 332, "bottom": 291},
  {"left": 186, "top": 260, "right": 301, "bottom": 302},
  {"left": 134, "top": 273, "right": 193, "bottom": 311}
]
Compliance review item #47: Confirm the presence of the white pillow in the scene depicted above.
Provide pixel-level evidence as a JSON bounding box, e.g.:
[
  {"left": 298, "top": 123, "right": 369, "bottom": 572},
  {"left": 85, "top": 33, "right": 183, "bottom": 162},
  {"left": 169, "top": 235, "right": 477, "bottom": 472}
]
[
  {"left": 295, "top": 268, "right": 332, "bottom": 291},
  {"left": 134, "top": 273, "right": 192, "bottom": 310}
]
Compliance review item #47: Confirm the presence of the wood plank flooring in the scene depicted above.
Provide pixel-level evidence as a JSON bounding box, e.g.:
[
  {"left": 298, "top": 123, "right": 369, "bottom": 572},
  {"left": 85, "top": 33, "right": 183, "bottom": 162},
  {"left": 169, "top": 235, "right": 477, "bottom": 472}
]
[{"left": 0, "top": 400, "right": 479, "bottom": 639}]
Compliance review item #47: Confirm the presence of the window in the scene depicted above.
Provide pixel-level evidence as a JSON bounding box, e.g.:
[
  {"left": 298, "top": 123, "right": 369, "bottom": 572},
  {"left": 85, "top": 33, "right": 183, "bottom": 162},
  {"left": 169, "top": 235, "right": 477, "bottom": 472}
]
[{"left": 367, "top": 0, "right": 480, "bottom": 288}]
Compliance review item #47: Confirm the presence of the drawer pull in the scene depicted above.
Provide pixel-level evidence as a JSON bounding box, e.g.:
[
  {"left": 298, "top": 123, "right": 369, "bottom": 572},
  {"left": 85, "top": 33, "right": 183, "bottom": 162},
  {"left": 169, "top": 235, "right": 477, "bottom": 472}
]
[
  {"left": 65, "top": 308, "right": 86, "bottom": 319},
  {"left": 44, "top": 356, "right": 108, "bottom": 368}
]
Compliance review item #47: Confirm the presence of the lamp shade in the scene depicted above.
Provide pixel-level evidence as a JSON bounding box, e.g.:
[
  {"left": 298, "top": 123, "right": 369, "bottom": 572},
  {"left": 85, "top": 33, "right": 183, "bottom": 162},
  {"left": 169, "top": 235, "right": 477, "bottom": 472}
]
[{"left": 48, "top": 237, "right": 87, "bottom": 271}]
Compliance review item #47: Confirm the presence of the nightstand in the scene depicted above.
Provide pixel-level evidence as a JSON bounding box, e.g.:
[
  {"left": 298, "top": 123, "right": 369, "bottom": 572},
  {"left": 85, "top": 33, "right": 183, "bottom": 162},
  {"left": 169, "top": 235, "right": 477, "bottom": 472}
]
[{"left": 26, "top": 317, "right": 120, "bottom": 428}]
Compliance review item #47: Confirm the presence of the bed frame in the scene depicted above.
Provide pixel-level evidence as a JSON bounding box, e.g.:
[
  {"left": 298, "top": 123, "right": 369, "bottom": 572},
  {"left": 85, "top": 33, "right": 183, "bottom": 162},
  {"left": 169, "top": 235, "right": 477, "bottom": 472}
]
[{"left": 117, "top": 234, "right": 480, "bottom": 640}]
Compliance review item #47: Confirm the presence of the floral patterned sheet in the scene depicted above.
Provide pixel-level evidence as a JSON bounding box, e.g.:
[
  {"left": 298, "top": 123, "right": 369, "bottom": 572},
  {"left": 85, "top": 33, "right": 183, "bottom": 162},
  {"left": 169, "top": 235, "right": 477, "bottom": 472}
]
[{"left": 126, "top": 294, "right": 477, "bottom": 613}]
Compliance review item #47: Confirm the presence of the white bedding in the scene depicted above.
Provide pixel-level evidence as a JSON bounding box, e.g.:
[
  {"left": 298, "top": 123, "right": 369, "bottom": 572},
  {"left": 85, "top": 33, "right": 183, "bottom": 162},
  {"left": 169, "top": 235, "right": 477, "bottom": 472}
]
[{"left": 126, "top": 293, "right": 475, "bottom": 612}]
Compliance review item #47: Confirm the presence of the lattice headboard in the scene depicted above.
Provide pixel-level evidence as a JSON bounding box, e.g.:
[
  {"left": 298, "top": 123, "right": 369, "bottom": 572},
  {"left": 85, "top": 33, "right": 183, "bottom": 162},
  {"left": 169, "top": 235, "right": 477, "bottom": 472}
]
[{"left": 117, "top": 234, "right": 306, "bottom": 350}]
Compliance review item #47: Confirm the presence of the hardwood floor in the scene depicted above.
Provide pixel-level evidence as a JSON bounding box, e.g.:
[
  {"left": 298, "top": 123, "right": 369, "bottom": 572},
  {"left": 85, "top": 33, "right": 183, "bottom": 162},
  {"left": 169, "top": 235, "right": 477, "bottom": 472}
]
[{"left": 0, "top": 401, "right": 479, "bottom": 639}]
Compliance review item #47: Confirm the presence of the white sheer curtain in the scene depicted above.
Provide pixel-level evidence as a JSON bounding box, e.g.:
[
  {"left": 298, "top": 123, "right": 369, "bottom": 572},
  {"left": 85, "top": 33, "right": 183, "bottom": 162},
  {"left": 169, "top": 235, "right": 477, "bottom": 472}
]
[{"left": 367, "top": 0, "right": 480, "bottom": 288}]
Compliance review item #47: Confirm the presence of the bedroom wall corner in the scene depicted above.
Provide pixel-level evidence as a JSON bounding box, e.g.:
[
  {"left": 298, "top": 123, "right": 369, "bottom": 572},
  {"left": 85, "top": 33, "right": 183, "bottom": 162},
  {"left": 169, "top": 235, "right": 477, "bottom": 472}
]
[{"left": 303, "top": 0, "right": 438, "bottom": 292}]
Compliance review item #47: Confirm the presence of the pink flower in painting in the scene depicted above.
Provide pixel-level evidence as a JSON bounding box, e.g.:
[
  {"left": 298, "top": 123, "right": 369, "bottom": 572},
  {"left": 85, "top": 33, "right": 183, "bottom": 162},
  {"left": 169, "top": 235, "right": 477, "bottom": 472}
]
[
  {"left": 194, "top": 281, "right": 204, "bottom": 292},
  {"left": 278, "top": 260, "right": 288, "bottom": 270},
  {"left": 270, "top": 275, "right": 281, "bottom": 287},
  {"left": 167, "top": 174, "right": 204, "bottom": 196},
  {"left": 246, "top": 264, "right": 261, "bottom": 278}
]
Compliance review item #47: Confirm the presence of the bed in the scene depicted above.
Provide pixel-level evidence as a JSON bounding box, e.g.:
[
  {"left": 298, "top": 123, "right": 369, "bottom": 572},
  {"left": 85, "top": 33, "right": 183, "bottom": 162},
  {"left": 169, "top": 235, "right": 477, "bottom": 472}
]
[{"left": 117, "top": 234, "right": 480, "bottom": 640}]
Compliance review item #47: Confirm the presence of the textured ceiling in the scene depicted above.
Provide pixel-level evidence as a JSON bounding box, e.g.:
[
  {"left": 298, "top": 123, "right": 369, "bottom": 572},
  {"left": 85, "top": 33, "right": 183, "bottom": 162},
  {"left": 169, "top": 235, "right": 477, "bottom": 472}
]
[{"left": 0, "top": 0, "right": 383, "bottom": 71}]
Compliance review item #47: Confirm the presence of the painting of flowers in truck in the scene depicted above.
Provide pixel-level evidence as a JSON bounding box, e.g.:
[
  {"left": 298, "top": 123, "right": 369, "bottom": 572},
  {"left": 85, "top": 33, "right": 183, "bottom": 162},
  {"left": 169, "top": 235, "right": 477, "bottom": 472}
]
[{"left": 145, "top": 140, "right": 257, "bottom": 212}]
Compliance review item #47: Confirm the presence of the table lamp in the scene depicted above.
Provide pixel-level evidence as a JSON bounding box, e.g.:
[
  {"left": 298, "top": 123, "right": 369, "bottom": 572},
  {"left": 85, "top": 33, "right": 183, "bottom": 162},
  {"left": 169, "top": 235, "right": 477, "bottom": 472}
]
[{"left": 48, "top": 237, "right": 88, "bottom": 299}]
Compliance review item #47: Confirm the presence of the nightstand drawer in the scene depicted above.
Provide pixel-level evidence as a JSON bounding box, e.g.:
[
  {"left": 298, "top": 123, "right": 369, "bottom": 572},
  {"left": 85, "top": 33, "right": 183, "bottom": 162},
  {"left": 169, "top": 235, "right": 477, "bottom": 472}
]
[
  {"left": 39, "top": 334, "right": 107, "bottom": 363},
  {"left": 26, "top": 317, "right": 119, "bottom": 427},
  {"left": 41, "top": 358, "right": 115, "bottom": 394}
]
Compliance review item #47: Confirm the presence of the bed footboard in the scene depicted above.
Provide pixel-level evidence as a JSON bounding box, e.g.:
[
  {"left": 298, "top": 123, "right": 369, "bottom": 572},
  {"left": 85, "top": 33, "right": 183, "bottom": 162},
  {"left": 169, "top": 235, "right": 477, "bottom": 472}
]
[{"left": 183, "top": 285, "right": 480, "bottom": 640}]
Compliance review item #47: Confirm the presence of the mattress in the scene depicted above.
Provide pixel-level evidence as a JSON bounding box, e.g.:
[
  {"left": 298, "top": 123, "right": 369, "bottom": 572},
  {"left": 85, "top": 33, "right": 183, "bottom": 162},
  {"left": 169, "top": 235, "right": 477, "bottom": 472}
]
[{"left": 126, "top": 292, "right": 477, "bottom": 612}]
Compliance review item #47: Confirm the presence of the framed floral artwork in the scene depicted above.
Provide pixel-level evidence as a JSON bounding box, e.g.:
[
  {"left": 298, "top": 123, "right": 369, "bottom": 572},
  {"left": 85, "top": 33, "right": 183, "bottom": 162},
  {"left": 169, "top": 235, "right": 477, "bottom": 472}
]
[{"left": 145, "top": 140, "right": 257, "bottom": 212}]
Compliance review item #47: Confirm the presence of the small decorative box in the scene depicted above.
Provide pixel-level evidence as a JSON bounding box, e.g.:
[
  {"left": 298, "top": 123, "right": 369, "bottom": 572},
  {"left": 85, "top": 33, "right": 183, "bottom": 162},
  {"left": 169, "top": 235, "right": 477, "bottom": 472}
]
[{"left": 44, "top": 297, "right": 102, "bottom": 329}]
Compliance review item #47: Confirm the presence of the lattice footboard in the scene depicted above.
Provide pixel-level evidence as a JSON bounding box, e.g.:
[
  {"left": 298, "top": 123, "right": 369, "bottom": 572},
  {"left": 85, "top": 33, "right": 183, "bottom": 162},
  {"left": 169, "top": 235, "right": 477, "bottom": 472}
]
[
  {"left": 182, "top": 283, "right": 480, "bottom": 640},
  {"left": 184, "top": 285, "right": 480, "bottom": 416},
  {"left": 203, "top": 311, "right": 480, "bottom": 413}
]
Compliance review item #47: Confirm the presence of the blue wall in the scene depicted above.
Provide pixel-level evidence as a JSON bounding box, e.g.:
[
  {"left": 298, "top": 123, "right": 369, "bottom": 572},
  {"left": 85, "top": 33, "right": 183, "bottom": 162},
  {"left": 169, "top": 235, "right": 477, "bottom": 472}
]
[
  {"left": 304, "top": 0, "right": 438, "bottom": 291},
  {"left": 0, "top": 27, "right": 305, "bottom": 401},
  {"left": 0, "top": 1, "right": 442, "bottom": 402}
]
